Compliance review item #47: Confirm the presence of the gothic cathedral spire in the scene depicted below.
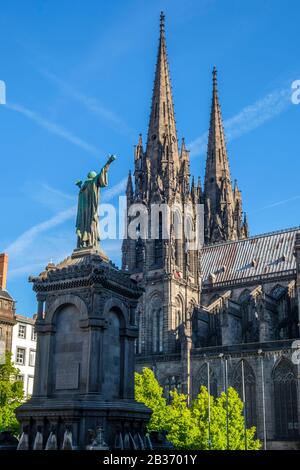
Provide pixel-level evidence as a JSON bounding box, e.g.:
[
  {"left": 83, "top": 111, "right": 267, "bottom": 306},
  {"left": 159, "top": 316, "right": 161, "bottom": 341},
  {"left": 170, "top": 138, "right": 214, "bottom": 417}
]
[
  {"left": 146, "top": 12, "right": 180, "bottom": 178},
  {"left": 204, "top": 67, "right": 248, "bottom": 243}
]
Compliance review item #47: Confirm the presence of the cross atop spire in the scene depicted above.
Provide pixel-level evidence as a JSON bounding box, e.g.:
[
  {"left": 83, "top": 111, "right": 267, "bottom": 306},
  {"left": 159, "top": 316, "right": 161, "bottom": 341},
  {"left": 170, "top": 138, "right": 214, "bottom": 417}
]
[
  {"left": 145, "top": 12, "right": 180, "bottom": 172},
  {"left": 212, "top": 65, "right": 217, "bottom": 89},
  {"left": 160, "top": 11, "right": 165, "bottom": 32}
]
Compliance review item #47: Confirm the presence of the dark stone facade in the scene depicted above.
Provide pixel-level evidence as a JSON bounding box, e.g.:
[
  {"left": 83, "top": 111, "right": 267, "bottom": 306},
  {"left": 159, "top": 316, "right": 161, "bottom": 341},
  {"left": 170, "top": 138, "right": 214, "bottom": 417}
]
[
  {"left": 0, "top": 253, "right": 16, "bottom": 354},
  {"left": 122, "top": 14, "right": 300, "bottom": 450}
]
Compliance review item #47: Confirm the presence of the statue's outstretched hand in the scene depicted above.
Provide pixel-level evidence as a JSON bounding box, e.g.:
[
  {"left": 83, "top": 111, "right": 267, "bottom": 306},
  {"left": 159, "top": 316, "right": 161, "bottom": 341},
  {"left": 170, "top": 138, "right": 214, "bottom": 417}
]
[{"left": 107, "top": 154, "right": 116, "bottom": 165}]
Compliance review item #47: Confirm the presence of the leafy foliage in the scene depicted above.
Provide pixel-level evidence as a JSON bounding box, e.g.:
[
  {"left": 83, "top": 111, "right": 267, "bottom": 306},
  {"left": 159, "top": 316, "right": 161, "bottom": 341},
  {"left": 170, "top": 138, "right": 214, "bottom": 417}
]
[
  {"left": 135, "top": 367, "right": 168, "bottom": 432},
  {"left": 135, "top": 367, "right": 261, "bottom": 450},
  {"left": 0, "top": 353, "right": 23, "bottom": 435}
]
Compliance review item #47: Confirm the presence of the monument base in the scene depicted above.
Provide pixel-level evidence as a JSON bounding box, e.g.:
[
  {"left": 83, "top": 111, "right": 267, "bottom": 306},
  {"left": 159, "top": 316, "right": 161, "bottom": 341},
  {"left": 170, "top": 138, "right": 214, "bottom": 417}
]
[
  {"left": 72, "top": 246, "right": 109, "bottom": 262},
  {"left": 17, "top": 398, "right": 150, "bottom": 450},
  {"left": 16, "top": 251, "right": 151, "bottom": 450}
]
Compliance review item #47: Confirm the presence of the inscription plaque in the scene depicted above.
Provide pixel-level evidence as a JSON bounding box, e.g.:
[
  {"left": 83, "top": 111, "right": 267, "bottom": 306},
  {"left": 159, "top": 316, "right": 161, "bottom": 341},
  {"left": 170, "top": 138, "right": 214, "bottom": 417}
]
[{"left": 56, "top": 360, "right": 79, "bottom": 390}]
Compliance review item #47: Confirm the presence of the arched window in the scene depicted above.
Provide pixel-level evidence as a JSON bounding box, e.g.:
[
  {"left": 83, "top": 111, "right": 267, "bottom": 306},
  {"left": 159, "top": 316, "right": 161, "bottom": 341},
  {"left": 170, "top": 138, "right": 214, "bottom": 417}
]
[
  {"left": 273, "top": 358, "right": 298, "bottom": 438},
  {"left": 154, "top": 212, "right": 163, "bottom": 265},
  {"left": 238, "top": 290, "right": 258, "bottom": 343},
  {"left": 271, "top": 284, "right": 287, "bottom": 300},
  {"left": 194, "top": 363, "right": 218, "bottom": 398},
  {"left": 135, "top": 309, "right": 142, "bottom": 354},
  {"left": 135, "top": 237, "right": 144, "bottom": 270},
  {"left": 232, "top": 360, "right": 257, "bottom": 428},
  {"left": 163, "top": 375, "right": 182, "bottom": 402},
  {"left": 152, "top": 307, "right": 163, "bottom": 353},
  {"left": 238, "top": 289, "right": 251, "bottom": 304},
  {"left": 174, "top": 297, "right": 184, "bottom": 352},
  {"left": 173, "top": 209, "right": 183, "bottom": 268}
]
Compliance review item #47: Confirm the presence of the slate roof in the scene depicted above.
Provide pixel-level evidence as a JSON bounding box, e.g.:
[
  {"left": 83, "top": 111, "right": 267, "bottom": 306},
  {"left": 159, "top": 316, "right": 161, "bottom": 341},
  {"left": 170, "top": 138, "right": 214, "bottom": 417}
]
[
  {"left": 0, "top": 289, "right": 13, "bottom": 300},
  {"left": 201, "top": 226, "right": 300, "bottom": 287}
]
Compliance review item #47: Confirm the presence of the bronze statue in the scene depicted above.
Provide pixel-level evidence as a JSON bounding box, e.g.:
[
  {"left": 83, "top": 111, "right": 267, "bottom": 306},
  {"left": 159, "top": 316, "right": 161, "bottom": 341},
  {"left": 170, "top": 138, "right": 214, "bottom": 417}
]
[{"left": 75, "top": 155, "right": 116, "bottom": 249}]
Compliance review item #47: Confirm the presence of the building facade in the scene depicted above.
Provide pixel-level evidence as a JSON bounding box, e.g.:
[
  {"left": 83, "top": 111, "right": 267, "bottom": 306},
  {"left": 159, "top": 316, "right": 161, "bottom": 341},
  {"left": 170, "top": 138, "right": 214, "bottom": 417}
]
[
  {"left": 0, "top": 253, "right": 16, "bottom": 357},
  {"left": 122, "top": 14, "right": 300, "bottom": 449},
  {"left": 11, "top": 314, "right": 36, "bottom": 396}
]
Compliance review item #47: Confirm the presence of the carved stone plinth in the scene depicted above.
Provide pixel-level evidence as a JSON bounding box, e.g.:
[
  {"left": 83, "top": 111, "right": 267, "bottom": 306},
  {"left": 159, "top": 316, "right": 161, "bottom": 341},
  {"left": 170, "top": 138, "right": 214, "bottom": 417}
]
[{"left": 16, "top": 252, "right": 150, "bottom": 449}]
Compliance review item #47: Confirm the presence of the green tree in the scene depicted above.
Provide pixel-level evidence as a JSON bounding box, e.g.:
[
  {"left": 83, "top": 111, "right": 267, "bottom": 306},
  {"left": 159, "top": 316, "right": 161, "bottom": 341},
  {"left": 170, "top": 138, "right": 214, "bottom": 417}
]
[
  {"left": 215, "top": 387, "right": 261, "bottom": 450},
  {"left": 0, "top": 352, "right": 23, "bottom": 435},
  {"left": 135, "top": 367, "right": 261, "bottom": 450},
  {"left": 135, "top": 368, "right": 168, "bottom": 432},
  {"left": 165, "top": 390, "right": 199, "bottom": 449}
]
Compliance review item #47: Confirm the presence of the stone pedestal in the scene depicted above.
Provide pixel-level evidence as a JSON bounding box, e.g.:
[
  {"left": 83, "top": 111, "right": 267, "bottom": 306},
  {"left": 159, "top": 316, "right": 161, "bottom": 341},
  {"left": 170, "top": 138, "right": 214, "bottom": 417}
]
[{"left": 16, "top": 252, "right": 150, "bottom": 449}]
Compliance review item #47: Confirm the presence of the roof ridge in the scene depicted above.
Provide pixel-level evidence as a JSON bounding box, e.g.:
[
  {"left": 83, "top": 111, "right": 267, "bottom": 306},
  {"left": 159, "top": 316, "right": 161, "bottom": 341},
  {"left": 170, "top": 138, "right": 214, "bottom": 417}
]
[{"left": 203, "top": 225, "right": 300, "bottom": 249}]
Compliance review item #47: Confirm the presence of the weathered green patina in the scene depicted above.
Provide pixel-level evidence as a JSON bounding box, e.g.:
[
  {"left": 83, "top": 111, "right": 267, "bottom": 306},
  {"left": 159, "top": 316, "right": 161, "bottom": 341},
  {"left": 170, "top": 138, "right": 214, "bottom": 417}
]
[{"left": 75, "top": 155, "right": 116, "bottom": 249}]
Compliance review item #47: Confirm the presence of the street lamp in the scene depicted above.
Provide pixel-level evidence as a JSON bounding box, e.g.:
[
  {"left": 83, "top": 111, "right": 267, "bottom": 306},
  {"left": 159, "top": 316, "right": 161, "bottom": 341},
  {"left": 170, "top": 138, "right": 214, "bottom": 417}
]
[{"left": 258, "top": 349, "right": 267, "bottom": 450}]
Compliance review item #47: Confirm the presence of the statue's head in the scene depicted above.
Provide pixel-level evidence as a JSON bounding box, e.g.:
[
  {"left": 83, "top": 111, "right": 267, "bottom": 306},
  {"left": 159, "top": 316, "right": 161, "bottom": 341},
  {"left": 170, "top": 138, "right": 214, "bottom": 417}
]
[{"left": 87, "top": 171, "right": 97, "bottom": 179}]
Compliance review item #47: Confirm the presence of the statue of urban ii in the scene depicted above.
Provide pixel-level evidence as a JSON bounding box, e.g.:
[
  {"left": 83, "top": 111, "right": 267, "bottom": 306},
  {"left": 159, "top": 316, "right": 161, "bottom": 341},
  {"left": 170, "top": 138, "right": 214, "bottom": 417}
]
[{"left": 75, "top": 154, "right": 116, "bottom": 249}]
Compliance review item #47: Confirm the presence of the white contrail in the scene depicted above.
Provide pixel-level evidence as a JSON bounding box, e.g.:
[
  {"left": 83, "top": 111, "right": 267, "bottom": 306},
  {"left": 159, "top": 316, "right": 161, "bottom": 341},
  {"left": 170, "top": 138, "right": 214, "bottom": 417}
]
[
  {"left": 6, "top": 102, "right": 99, "bottom": 155},
  {"left": 40, "top": 70, "right": 132, "bottom": 135},
  {"left": 251, "top": 194, "right": 300, "bottom": 213},
  {"left": 188, "top": 87, "right": 291, "bottom": 157}
]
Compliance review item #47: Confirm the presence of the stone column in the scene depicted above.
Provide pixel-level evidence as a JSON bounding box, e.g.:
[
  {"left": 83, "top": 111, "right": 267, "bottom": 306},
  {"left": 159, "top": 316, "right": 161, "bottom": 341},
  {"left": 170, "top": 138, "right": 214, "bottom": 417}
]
[
  {"left": 120, "top": 326, "right": 138, "bottom": 399},
  {"left": 80, "top": 317, "right": 107, "bottom": 395},
  {"left": 33, "top": 321, "right": 54, "bottom": 397}
]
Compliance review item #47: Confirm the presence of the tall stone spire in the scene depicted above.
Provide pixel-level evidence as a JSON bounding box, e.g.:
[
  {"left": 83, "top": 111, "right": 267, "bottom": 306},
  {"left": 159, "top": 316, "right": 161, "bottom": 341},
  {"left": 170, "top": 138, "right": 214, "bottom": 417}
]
[
  {"left": 204, "top": 67, "right": 247, "bottom": 243},
  {"left": 146, "top": 12, "right": 180, "bottom": 174}
]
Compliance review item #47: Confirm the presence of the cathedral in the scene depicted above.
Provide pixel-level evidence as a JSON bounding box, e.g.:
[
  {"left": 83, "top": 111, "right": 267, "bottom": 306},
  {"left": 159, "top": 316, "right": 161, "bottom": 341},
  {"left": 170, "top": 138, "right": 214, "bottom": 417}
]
[{"left": 122, "top": 13, "right": 300, "bottom": 449}]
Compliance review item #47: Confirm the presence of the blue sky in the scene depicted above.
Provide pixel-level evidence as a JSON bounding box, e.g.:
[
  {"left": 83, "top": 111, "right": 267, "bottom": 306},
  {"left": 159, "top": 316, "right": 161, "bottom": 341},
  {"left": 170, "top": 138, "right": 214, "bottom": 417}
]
[{"left": 0, "top": 0, "right": 299, "bottom": 314}]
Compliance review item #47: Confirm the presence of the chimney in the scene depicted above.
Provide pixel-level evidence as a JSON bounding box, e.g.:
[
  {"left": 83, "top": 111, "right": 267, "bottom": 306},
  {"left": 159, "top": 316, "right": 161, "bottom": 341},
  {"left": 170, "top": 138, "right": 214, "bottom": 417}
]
[{"left": 0, "top": 253, "right": 8, "bottom": 290}]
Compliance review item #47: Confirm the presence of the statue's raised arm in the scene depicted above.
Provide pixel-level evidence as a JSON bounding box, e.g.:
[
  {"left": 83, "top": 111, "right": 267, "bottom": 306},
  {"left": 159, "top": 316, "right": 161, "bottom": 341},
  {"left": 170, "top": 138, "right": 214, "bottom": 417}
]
[
  {"left": 95, "top": 154, "right": 116, "bottom": 188},
  {"left": 75, "top": 154, "right": 116, "bottom": 250}
]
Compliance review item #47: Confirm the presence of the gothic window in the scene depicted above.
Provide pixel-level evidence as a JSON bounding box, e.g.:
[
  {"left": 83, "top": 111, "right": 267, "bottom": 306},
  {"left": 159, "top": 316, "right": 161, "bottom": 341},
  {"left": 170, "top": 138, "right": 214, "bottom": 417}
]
[
  {"left": 207, "top": 313, "right": 221, "bottom": 346},
  {"left": 163, "top": 375, "right": 182, "bottom": 401},
  {"left": 238, "top": 290, "right": 258, "bottom": 343},
  {"left": 174, "top": 297, "right": 183, "bottom": 329},
  {"left": 154, "top": 212, "right": 163, "bottom": 265},
  {"left": 175, "top": 239, "right": 182, "bottom": 268},
  {"left": 135, "top": 237, "right": 144, "bottom": 270},
  {"left": 135, "top": 309, "right": 142, "bottom": 355},
  {"left": 238, "top": 289, "right": 251, "bottom": 304},
  {"left": 271, "top": 285, "right": 287, "bottom": 300},
  {"left": 273, "top": 359, "right": 298, "bottom": 438},
  {"left": 232, "top": 361, "right": 257, "bottom": 428},
  {"left": 195, "top": 364, "right": 218, "bottom": 398},
  {"left": 272, "top": 285, "right": 297, "bottom": 340},
  {"left": 174, "top": 297, "right": 184, "bottom": 352},
  {"left": 152, "top": 307, "right": 163, "bottom": 353},
  {"left": 173, "top": 210, "right": 183, "bottom": 268}
]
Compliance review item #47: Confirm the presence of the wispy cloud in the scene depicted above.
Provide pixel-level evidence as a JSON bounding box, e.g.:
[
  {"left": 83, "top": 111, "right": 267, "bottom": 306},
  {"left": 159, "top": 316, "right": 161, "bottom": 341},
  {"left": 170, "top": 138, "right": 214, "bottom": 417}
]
[
  {"left": 5, "top": 206, "right": 77, "bottom": 259},
  {"left": 5, "top": 102, "right": 99, "bottom": 155},
  {"left": 188, "top": 87, "right": 291, "bottom": 157},
  {"left": 40, "top": 70, "right": 132, "bottom": 136},
  {"left": 102, "top": 177, "right": 127, "bottom": 202},
  {"left": 5, "top": 176, "right": 127, "bottom": 264}
]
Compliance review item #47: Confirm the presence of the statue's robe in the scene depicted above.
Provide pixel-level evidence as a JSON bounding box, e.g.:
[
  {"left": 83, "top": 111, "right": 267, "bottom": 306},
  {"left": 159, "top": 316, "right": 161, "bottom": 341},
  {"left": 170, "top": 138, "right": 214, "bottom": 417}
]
[{"left": 76, "top": 166, "right": 108, "bottom": 248}]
